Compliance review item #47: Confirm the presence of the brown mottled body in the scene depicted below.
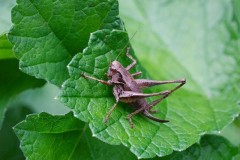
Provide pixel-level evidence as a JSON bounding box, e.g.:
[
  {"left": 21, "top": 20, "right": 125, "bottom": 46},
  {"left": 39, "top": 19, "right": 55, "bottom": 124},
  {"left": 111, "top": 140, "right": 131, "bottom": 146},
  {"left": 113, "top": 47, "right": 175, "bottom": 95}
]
[{"left": 81, "top": 48, "right": 185, "bottom": 128}]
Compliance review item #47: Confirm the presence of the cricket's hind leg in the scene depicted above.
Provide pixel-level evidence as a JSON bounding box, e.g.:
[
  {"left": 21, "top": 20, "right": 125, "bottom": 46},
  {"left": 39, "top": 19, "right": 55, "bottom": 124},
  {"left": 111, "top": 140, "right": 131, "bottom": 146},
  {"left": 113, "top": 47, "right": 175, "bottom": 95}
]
[
  {"left": 119, "top": 90, "right": 170, "bottom": 99},
  {"left": 141, "top": 79, "right": 186, "bottom": 122},
  {"left": 126, "top": 106, "right": 168, "bottom": 128},
  {"left": 135, "top": 79, "right": 186, "bottom": 89},
  {"left": 143, "top": 110, "right": 169, "bottom": 123},
  {"left": 146, "top": 79, "right": 186, "bottom": 112}
]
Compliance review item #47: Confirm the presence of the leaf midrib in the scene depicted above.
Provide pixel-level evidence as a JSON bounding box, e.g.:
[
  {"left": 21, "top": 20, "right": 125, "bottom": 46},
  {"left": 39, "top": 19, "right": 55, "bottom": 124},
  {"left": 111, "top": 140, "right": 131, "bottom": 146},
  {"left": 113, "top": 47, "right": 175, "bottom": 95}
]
[
  {"left": 67, "top": 123, "right": 88, "bottom": 160},
  {"left": 28, "top": 0, "right": 118, "bottom": 60},
  {"left": 27, "top": 0, "right": 72, "bottom": 58}
]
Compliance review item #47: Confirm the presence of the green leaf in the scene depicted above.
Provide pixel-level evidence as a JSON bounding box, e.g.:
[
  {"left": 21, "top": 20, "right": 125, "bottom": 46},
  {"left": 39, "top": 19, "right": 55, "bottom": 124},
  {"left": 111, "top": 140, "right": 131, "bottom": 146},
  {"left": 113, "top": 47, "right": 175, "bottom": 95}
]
[
  {"left": 162, "top": 135, "right": 240, "bottom": 160},
  {"left": 0, "top": 106, "right": 32, "bottom": 160},
  {"left": 117, "top": 0, "right": 240, "bottom": 157},
  {"left": 234, "top": 116, "right": 240, "bottom": 128},
  {"left": 0, "top": 35, "right": 45, "bottom": 127},
  {"left": 14, "top": 112, "right": 136, "bottom": 160},
  {"left": 0, "top": 34, "right": 14, "bottom": 59},
  {"left": 8, "top": 0, "right": 123, "bottom": 86},
  {"left": 60, "top": 1, "right": 240, "bottom": 159},
  {"left": 59, "top": 29, "right": 178, "bottom": 159},
  {"left": 233, "top": 0, "right": 240, "bottom": 29}
]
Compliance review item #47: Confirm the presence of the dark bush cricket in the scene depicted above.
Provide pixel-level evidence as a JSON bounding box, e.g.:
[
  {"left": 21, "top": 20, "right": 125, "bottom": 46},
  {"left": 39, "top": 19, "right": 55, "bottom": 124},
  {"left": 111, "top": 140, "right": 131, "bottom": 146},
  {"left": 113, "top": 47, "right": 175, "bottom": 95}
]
[{"left": 81, "top": 47, "right": 186, "bottom": 128}]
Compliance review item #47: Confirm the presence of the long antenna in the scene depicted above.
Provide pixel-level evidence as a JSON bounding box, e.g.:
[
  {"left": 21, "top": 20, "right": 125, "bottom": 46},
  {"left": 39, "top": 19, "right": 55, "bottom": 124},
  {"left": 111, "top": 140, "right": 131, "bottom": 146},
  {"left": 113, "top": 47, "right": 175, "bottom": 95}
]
[
  {"left": 115, "top": 31, "right": 137, "bottom": 61},
  {"left": 108, "top": 50, "right": 113, "bottom": 66}
]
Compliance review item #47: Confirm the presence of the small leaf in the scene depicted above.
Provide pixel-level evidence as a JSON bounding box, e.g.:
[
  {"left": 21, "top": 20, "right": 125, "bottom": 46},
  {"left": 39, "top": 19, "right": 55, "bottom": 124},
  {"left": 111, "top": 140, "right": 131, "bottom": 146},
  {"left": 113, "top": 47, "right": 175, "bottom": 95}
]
[
  {"left": 0, "top": 34, "right": 45, "bottom": 127},
  {"left": 8, "top": 0, "right": 123, "bottom": 85},
  {"left": 0, "top": 34, "right": 14, "bottom": 59},
  {"left": 220, "top": 116, "right": 240, "bottom": 146},
  {"left": 14, "top": 112, "right": 136, "bottom": 160},
  {"left": 163, "top": 135, "right": 240, "bottom": 160},
  {"left": 0, "top": 106, "right": 32, "bottom": 160}
]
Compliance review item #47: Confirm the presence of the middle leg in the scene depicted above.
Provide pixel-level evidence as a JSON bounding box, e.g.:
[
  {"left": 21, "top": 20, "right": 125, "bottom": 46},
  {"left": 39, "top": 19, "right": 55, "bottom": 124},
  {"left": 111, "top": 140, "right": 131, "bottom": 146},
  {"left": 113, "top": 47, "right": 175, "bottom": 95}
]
[
  {"left": 104, "top": 101, "right": 118, "bottom": 124},
  {"left": 81, "top": 72, "right": 112, "bottom": 85},
  {"left": 126, "top": 106, "right": 146, "bottom": 128},
  {"left": 119, "top": 90, "right": 170, "bottom": 103}
]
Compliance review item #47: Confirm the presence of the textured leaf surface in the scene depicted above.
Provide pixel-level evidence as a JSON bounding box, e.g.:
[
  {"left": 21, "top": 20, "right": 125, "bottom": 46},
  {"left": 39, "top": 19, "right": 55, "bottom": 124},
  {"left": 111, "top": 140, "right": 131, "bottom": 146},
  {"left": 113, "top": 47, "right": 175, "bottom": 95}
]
[
  {"left": 60, "top": 29, "right": 187, "bottom": 159},
  {"left": 163, "top": 135, "right": 240, "bottom": 160},
  {"left": 8, "top": 0, "right": 122, "bottom": 85},
  {"left": 14, "top": 112, "right": 136, "bottom": 160},
  {"left": 117, "top": 0, "right": 240, "bottom": 157},
  {"left": 0, "top": 34, "right": 45, "bottom": 127},
  {"left": 60, "top": 0, "right": 240, "bottom": 159},
  {"left": 0, "top": 106, "right": 32, "bottom": 160}
]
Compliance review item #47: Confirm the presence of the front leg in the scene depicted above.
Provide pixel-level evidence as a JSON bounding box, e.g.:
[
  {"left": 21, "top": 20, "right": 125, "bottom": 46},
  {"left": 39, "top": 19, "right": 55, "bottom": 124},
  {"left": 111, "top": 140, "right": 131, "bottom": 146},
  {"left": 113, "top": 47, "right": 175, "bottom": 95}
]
[
  {"left": 132, "top": 72, "right": 142, "bottom": 77},
  {"left": 104, "top": 86, "right": 122, "bottom": 124},
  {"left": 81, "top": 72, "right": 112, "bottom": 85},
  {"left": 126, "top": 47, "right": 137, "bottom": 71}
]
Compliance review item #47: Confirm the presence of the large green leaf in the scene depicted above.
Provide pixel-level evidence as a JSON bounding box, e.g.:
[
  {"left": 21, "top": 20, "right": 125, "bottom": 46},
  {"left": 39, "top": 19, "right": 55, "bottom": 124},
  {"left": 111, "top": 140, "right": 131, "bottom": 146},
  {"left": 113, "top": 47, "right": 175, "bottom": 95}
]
[
  {"left": 59, "top": 29, "right": 184, "bottom": 159},
  {"left": 0, "top": 34, "right": 45, "bottom": 128},
  {"left": 0, "top": 106, "right": 32, "bottom": 160},
  {"left": 163, "top": 135, "right": 240, "bottom": 160},
  {"left": 60, "top": 1, "right": 240, "bottom": 159},
  {"left": 60, "top": 29, "right": 156, "bottom": 158},
  {"left": 8, "top": 0, "right": 123, "bottom": 85},
  {"left": 118, "top": 0, "right": 240, "bottom": 157},
  {"left": 14, "top": 112, "right": 136, "bottom": 160}
]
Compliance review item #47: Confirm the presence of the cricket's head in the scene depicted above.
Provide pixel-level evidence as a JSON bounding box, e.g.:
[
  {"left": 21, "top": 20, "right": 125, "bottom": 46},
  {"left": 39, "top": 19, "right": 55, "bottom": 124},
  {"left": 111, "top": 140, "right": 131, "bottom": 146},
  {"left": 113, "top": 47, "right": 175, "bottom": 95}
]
[{"left": 107, "top": 60, "right": 122, "bottom": 78}]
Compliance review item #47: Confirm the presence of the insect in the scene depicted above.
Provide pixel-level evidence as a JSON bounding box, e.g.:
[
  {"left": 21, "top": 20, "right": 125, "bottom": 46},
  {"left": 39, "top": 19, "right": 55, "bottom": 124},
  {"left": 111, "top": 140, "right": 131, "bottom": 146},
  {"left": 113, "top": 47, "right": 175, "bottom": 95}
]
[{"left": 81, "top": 47, "right": 186, "bottom": 128}]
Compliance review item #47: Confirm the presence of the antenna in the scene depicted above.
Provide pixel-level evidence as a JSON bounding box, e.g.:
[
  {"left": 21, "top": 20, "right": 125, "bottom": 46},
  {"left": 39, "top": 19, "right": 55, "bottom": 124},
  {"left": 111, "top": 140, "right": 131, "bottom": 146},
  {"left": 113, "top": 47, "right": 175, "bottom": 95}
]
[
  {"left": 108, "top": 50, "right": 113, "bottom": 66},
  {"left": 115, "top": 31, "right": 137, "bottom": 61}
]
